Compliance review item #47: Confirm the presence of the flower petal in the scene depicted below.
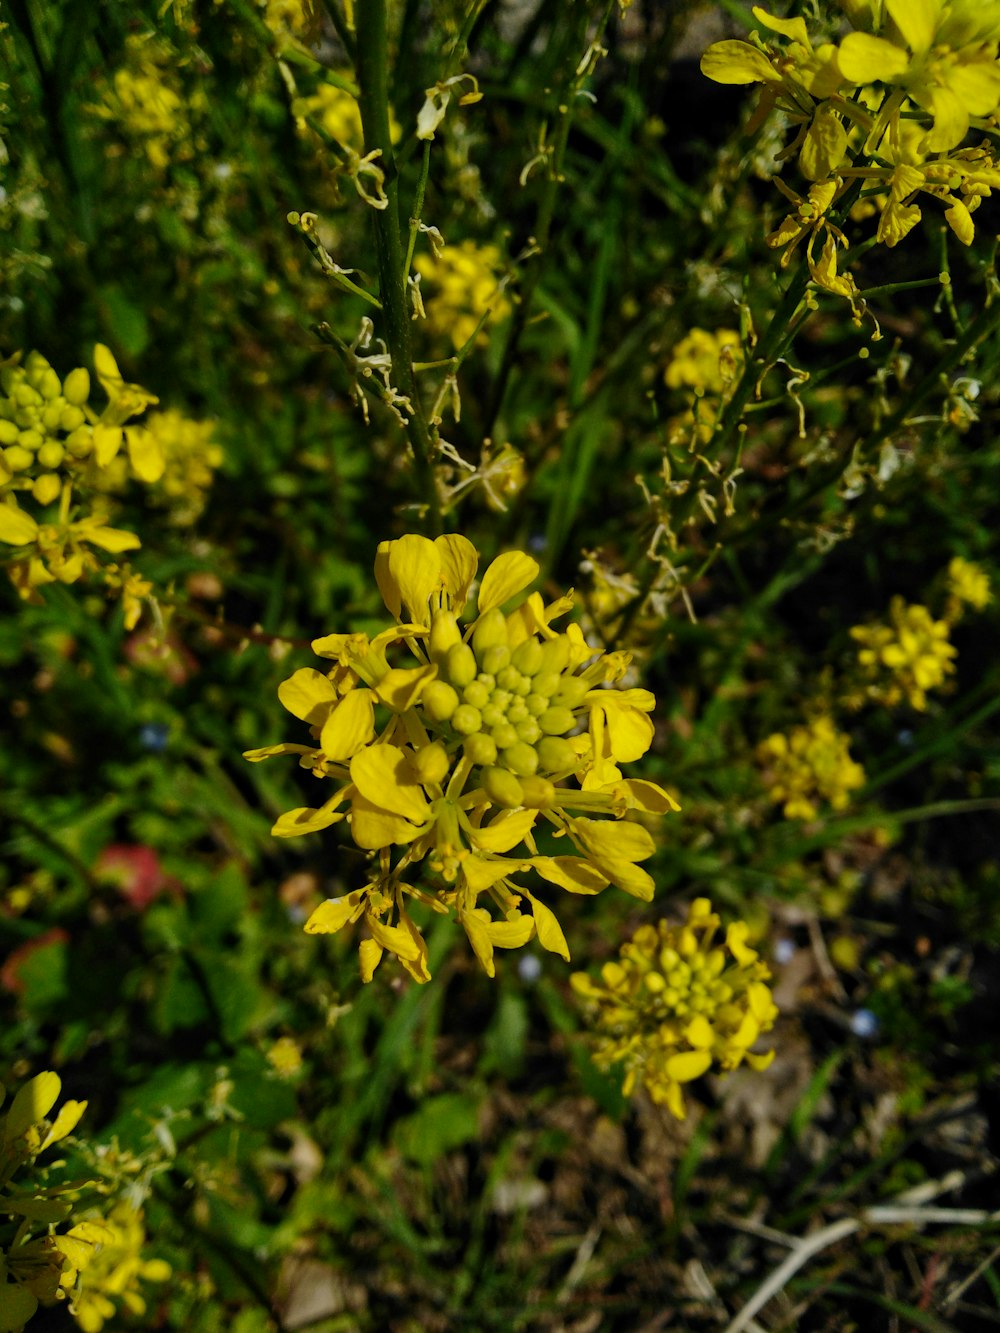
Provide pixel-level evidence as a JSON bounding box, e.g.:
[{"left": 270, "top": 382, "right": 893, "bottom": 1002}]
[
  {"left": 471, "top": 808, "right": 537, "bottom": 852},
  {"left": 700, "top": 39, "right": 782, "bottom": 85},
  {"left": 272, "top": 806, "right": 345, "bottom": 837},
  {"left": 0, "top": 502, "right": 38, "bottom": 546},
  {"left": 529, "top": 856, "right": 609, "bottom": 894},
  {"left": 319, "top": 688, "right": 375, "bottom": 761},
  {"left": 278, "top": 667, "right": 338, "bottom": 723},
  {"left": 305, "top": 893, "right": 367, "bottom": 934},
  {"left": 477, "top": 550, "right": 539, "bottom": 614},
  {"left": 381, "top": 534, "right": 442, "bottom": 624},
  {"left": 836, "top": 32, "right": 909, "bottom": 83},
  {"left": 5, "top": 1072, "right": 61, "bottom": 1142},
  {"left": 435, "top": 533, "right": 478, "bottom": 611},
  {"left": 525, "top": 891, "right": 570, "bottom": 960},
  {"left": 349, "top": 743, "right": 431, "bottom": 823}
]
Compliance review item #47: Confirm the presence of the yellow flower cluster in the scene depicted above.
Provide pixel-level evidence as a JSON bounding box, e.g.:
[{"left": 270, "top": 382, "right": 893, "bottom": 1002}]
[
  {"left": 70, "top": 1203, "right": 170, "bottom": 1333},
  {"left": 850, "top": 596, "right": 957, "bottom": 710},
  {"left": 294, "top": 79, "right": 401, "bottom": 154},
  {"left": 663, "top": 328, "right": 743, "bottom": 445},
  {"left": 262, "top": 0, "right": 317, "bottom": 41},
  {"left": 946, "top": 555, "right": 991, "bottom": 615},
  {"left": 757, "top": 715, "right": 865, "bottom": 820},
  {"left": 0, "top": 347, "right": 160, "bottom": 621},
  {"left": 0, "top": 1072, "right": 109, "bottom": 1331},
  {"left": 571, "top": 899, "right": 778, "bottom": 1120},
  {"left": 701, "top": 3, "right": 1000, "bottom": 301},
  {"left": 247, "top": 534, "right": 679, "bottom": 982},
  {"left": 99, "top": 410, "right": 222, "bottom": 524},
  {"left": 413, "top": 241, "right": 511, "bottom": 352},
  {"left": 90, "top": 37, "right": 194, "bottom": 172}
]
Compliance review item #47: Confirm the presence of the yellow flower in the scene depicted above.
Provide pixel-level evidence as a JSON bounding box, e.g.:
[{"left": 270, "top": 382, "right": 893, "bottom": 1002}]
[
  {"left": 572, "top": 898, "right": 778, "bottom": 1120},
  {"left": 664, "top": 328, "right": 743, "bottom": 395},
  {"left": 266, "top": 1037, "right": 304, "bottom": 1077},
  {"left": 0, "top": 499, "right": 140, "bottom": 596},
  {"left": 247, "top": 535, "right": 679, "bottom": 981},
  {"left": 837, "top": 0, "right": 1000, "bottom": 155},
  {"left": 946, "top": 555, "right": 991, "bottom": 616},
  {"left": 850, "top": 596, "right": 957, "bottom": 710},
  {"left": 90, "top": 36, "right": 194, "bottom": 171},
  {"left": 413, "top": 242, "right": 511, "bottom": 351},
  {"left": 69, "top": 1203, "right": 170, "bottom": 1333},
  {"left": 120, "top": 411, "right": 222, "bottom": 519},
  {"left": 757, "top": 716, "right": 866, "bottom": 820}
]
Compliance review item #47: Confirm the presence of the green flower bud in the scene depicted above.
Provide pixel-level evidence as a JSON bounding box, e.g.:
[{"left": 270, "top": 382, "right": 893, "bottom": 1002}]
[
  {"left": 491, "top": 721, "right": 518, "bottom": 751},
  {"left": 507, "top": 700, "right": 528, "bottom": 724},
  {"left": 537, "top": 737, "right": 578, "bottom": 772},
  {"left": 65, "top": 427, "right": 93, "bottom": 458},
  {"left": 552, "top": 675, "right": 589, "bottom": 708},
  {"left": 482, "top": 766, "right": 524, "bottom": 809},
  {"left": 481, "top": 703, "right": 504, "bottom": 729},
  {"left": 41, "top": 403, "right": 63, "bottom": 433},
  {"left": 2, "top": 445, "right": 34, "bottom": 472},
  {"left": 539, "top": 706, "right": 576, "bottom": 736},
  {"left": 525, "top": 692, "right": 548, "bottom": 717},
  {"left": 513, "top": 676, "right": 532, "bottom": 697},
  {"left": 452, "top": 704, "right": 483, "bottom": 735},
  {"left": 516, "top": 717, "right": 541, "bottom": 745},
  {"left": 472, "top": 607, "right": 508, "bottom": 659},
  {"left": 537, "top": 636, "right": 570, "bottom": 676},
  {"left": 429, "top": 609, "right": 462, "bottom": 664},
  {"left": 480, "top": 643, "right": 511, "bottom": 676},
  {"left": 62, "top": 368, "right": 91, "bottom": 406},
  {"left": 495, "top": 664, "right": 522, "bottom": 692},
  {"left": 464, "top": 733, "right": 498, "bottom": 766},
  {"left": 502, "top": 741, "right": 538, "bottom": 776},
  {"left": 532, "top": 671, "right": 562, "bottom": 698},
  {"left": 0, "top": 420, "right": 19, "bottom": 445},
  {"left": 18, "top": 430, "right": 43, "bottom": 452},
  {"left": 59, "top": 405, "right": 85, "bottom": 433},
  {"left": 491, "top": 689, "right": 512, "bottom": 711},
  {"left": 463, "top": 679, "right": 491, "bottom": 710},
  {"left": 511, "top": 636, "right": 543, "bottom": 676},
  {"left": 32, "top": 474, "right": 61, "bottom": 506},
  {"left": 446, "top": 641, "right": 478, "bottom": 688},
  {"left": 519, "top": 775, "right": 556, "bottom": 809},
  {"left": 423, "top": 679, "right": 460, "bottom": 722},
  {"left": 412, "top": 741, "right": 450, "bottom": 787},
  {"left": 14, "top": 383, "right": 41, "bottom": 409}
]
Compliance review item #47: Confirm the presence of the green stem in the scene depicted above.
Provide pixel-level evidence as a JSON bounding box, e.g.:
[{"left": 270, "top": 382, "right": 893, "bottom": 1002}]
[
  {"left": 355, "top": 0, "right": 441, "bottom": 532},
  {"left": 403, "top": 140, "right": 432, "bottom": 278}
]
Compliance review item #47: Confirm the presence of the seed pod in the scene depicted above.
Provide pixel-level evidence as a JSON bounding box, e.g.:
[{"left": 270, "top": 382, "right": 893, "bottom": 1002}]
[
  {"left": 519, "top": 775, "right": 556, "bottom": 809},
  {"left": 452, "top": 704, "right": 483, "bottom": 735},
  {"left": 482, "top": 766, "right": 524, "bottom": 809},
  {"left": 429, "top": 609, "right": 462, "bottom": 664},
  {"left": 464, "top": 733, "right": 498, "bottom": 766},
  {"left": 472, "top": 607, "right": 508, "bottom": 659},
  {"left": 538, "top": 706, "right": 575, "bottom": 736},
  {"left": 501, "top": 741, "right": 538, "bottom": 777},
  {"left": 446, "top": 641, "right": 478, "bottom": 688},
  {"left": 511, "top": 636, "right": 543, "bottom": 676},
  {"left": 536, "top": 737, "right": 577, "bottom": 772},
  {"left": 62, "top": 368, "right": 91, "bottom": 406},
  {"left": 422, "top": 679, "right": 460, "bottom": 722}
]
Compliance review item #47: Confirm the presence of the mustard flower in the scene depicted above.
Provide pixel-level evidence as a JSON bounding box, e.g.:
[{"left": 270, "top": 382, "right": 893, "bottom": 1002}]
[
  {"left": 571, "top": 899, "right": 778, "bottom": 1120},
  {"left": 69, "top": 1204, "right": 170, "bottom": 1333},
  {"left": 294, "top": 78, "right": 402, "bottom": 153},
  {"left": 413, "top": 242, "right": 511, "bottom": 352},
  {"left": 850, "top": 597, "right": 957, "bottom": 710},
  {"left": 90, "top": 36, "right": 197, "bottom": 171},
  {"left": 664, "top": 328, "right": 743, "bottom": 396},
  {"left": 757, "top": 715, "right": 865, "bottom": 820},
  {"left": 946, "top": 555, "right": 992, "bottom": 615},
  {"left": 246, "top": 535, "right": 679, "bottom": 982}
]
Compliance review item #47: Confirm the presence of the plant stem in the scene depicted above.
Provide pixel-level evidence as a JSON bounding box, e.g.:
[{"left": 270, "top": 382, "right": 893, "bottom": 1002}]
[{"left": 355, "top": 0, "right": 441, "bottom": 532}]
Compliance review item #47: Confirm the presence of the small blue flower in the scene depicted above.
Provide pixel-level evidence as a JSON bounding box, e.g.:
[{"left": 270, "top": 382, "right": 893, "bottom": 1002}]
[
  {"left": 518, "top": 953, "right": 542, "bottom": 983},
  {"left": 850, "top": 1008, "right": 879, "bottom": 1039},
  {"left": 139, "top": 723, "right": 170, "bottom": 752}
]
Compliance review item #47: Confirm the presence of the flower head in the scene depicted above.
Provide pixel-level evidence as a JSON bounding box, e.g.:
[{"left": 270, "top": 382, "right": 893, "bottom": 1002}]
[
  {"left": 247, "top": 535, "right": 678, "bottom": 981},
  {"left": 572, "top": 899, "right": 778, "bottom": 1119},
  {"left": 413, "top": 242, "right": 511, "bottom": 352},
  {"left": 68, "top": 1203, "right": 170, "bottom": 1333},
  {"left": 850, "top": 597, "right": 957, "bottom": 710},
  {"left": 946, "top": 555, "right": 991, "bottom": 616},
  {"left": 757, "top": 715, "right": 865, "bottom": 820}
]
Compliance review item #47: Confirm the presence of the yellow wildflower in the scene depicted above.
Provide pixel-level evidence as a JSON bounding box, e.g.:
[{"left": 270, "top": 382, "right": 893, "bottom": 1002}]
[
  {"left": 294, "top": 77, "right": 401, "bottom": 153},
  {"left": 266, "top": 1037, "right": 304, "bottom": 1077},
  {"left": 850, "top": 596, "right": 957, "bottom": 710},
  {"left": 69, "top": 1203, "right": 170, "bottom": 1333},
  {"left": 572, "top": 898, "right": 778, "bottom": 1120},
  {"left": 90, "top": 36, "right": 193, "bottom": 171},
  {"left": 757, "top": 716, "right": 865, "bottom": 820},
  {"left": 413, "top": 241, "right": 511, "bottom": 351},
  {"left": 664, "top": 328, "right": 743, "bottom": 395},
  {"left": 246, "top": 534, "right": 679, "bottom": 981},
  {"left": 946, "top": 555, "right": 991, "bottom": 616}
]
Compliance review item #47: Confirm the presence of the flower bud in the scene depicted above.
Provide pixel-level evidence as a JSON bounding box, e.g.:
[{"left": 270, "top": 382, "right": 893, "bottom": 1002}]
[
  {"left": 452, "top": 704, "right": 483, "bottom": 735},
  {"left": 41, "top": 403, "right": 63, "bottom": 433},
  {"left": 446, "top": 641, "right": 477, "bottom": 688},
  {"left": 502, "top": 741, "right": 538, "bottom": 776},
  {"left": 480, "top": 643, "right": 511, "bottom": 676},
  {"left": 62, "top": 367, "right": 91, "bottom": 406},
  {"left": 422, "top": 679, "right": 460, "bottom": 722},
  {"left": 429, "top": 609, "right": 462, "bottom": 663},
  {"left": 537, "top": 635, "right": 570, "bottom": 676},
  {"left": 2, "top": 445, "right": 33, "bottom": 472},
  {"left": 537, "top": 737, "right": 577, "bottom": 772},
  {"left": 472, "top": 607, "right": 508, "bottom": 659},
  {"left": 32, "top": 474, "right": 61, "bottom": 506},
  {"left": 464, "top": 733, "right": 498, "bottom": 766},
  {"left": 412, "top": 741, "right": 449, "bottom": 787},
  {"left": 482, "top": 766, "right": 524, "bottom": 809},
  {"left": 491, "top": 722, "right": 518, "bottom": 751},
  {"left": 511, "top": 636, "right": 542, "bottom": 676},
  {"left": 0, "top": 420, "right": 19, "bottom": 446},
  {"left": 516, "top": 717, "right": 541, "bottom": 745},
  {"left": 532, "top": 671, "right": 562, "bottom": 698},
  {"left": 552, "top": 675, "right": 589, "bottom": 708},
  {"left": 17, "top": 430, "right": 43, "bottom": 452},
  {"left": 59, "top": 405, "right": 85, "bottom": 433},
  {"left": 463, "top": 679, "right": 491, "bottom": 710},
  {"left": 519, "top": 775, "right": 555, "bottom": 809},
  {"left": 538, "top": 706, "right": 575, "bottom": 736}
]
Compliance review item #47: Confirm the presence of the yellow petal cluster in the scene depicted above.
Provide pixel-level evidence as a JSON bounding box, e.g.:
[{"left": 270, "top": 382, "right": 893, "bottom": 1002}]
[
  {"left": 663, "top": 328, "right": 744, "bottom": 445},
  {"left": 0, "top": 1072, "right": 106, "bottom": 1331},
  {"left": 68, "top": 1203, "right": 171, "bottom": 1333},
  {"left": 946, "top": 555, "right": 991, "bottom": 615},
  {"left": 571, "top": 899, "right": 778, "bottom": 1120},
  {"left": 700, "top": 2, "right": 1000, "bottom": 283},
  {"left": 413, "top": 242, "right": 511, "bottom": 352},
  {"left": 757, "top": 715, "right": 865, "bottom": 820},
  {"left": 0, "top": 347, "right": 158, "bottom": 619},
  {"left": 294, "top": 78, "right": 401, "bottom": 153},
  {"left": 89, "top": 36, "right": 198, "bottom": 172},
  {"left": 247, "top": 534, "right": 679, "bottom": 982},
  {"left": 850, "top": 596, "right": 957, "bottom": 710}
]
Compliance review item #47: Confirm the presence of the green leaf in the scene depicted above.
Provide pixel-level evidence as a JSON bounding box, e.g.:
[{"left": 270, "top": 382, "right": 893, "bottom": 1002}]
[{"left": 394, "top": 1093, "right": 482, "bottom": 1166}]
